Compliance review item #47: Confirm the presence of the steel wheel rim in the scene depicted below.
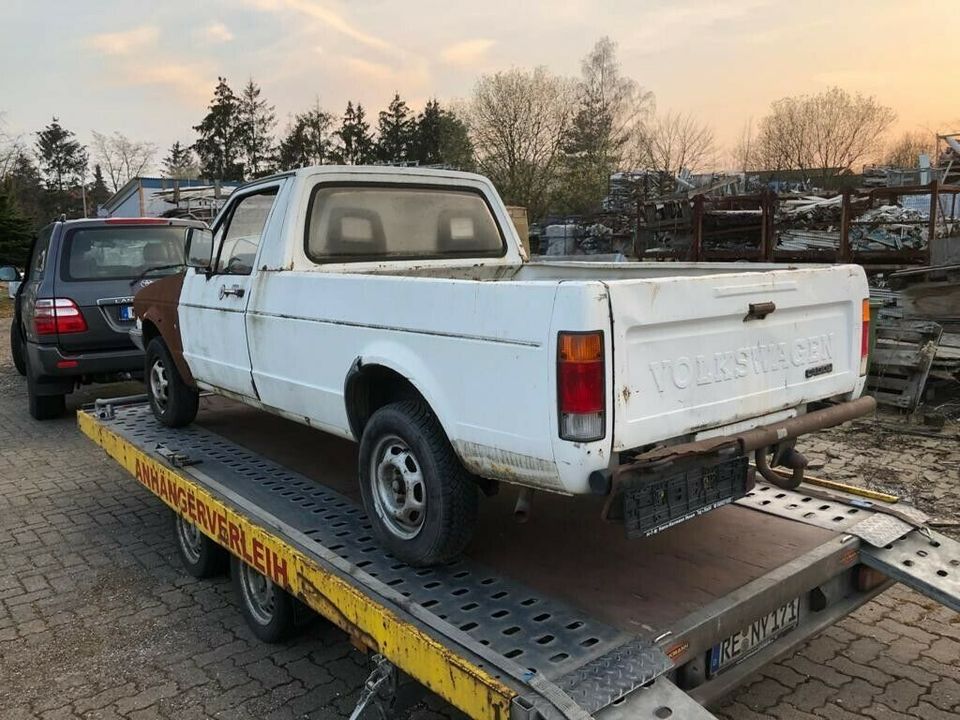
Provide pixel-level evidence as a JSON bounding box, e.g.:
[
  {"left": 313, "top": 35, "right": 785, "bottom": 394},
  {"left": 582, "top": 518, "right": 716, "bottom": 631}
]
[
  {"left": 370, "top": 434, "right": 427, "bottom": 540},
  {"left": 175, "top": 516, "right": 203, "bottom": 564},
  {"left": 150, "top": 358, "right": 169, "bottom": 411},
  {"left": 239, "top": 563, "right": 276, "bottom": 625}
]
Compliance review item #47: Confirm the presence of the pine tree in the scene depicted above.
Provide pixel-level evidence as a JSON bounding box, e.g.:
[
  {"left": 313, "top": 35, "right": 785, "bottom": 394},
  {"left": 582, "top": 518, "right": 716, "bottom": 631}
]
[
  {"left": 237, "top": 78, "right": 277, "bottom": 177},
  {"left": 411, "top": 100, "right": 473, "bottom": 170},
  {"left": 0, "top": 187, "right": 35, "bottom": 266},
  {"left": 35, "top": 117, "right": 87, "bottom": 217},
  {"left": 375, "top": 93, "right": 414, "bottom": 163},
  {"left": 6, "top": 152, "right": 43, "bottom": 225},
  {"left": 334, "top": 102, "right": 374, "bottom": 165},
  {"left": 162, "top": 142, "right": 198, "bottom": 179},
  {"left": 192, "top": 78, "right": 244, "bottom": 181},
  {"left": 88, "top": 164, "right": 110, "bottom": 214},
  {"left": 277, "top": 101, "right": 334, "bottom": 170}
]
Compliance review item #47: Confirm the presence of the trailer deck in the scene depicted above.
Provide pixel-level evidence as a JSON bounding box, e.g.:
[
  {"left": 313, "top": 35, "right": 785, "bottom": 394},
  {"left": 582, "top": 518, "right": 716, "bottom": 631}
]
[{"left": 77, "top": 397, "right": 960, "bottom": 720}]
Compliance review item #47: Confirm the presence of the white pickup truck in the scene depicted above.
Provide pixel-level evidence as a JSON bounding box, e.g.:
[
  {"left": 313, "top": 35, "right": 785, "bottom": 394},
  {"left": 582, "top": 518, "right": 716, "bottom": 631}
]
[{"left": 132, "top": 166, "right": 874, "bottom": 566}]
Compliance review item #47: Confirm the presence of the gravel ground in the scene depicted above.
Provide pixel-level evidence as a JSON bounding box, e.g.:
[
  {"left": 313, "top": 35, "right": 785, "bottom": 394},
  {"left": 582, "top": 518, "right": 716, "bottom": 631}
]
[{"left": 1, "top": 313, "right": 958, "bottom": 719}]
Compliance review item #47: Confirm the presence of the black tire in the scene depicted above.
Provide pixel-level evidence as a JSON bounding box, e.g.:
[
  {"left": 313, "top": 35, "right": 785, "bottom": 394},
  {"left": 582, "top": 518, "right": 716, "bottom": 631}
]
[
  {"left": 358, "top": 400, "right": 479, "bottom": 567},
  {"left": 230, "top": 555, "right": 297, "bottom": 643},
  {"left": 172, "top": 512, "right": 227, "bottom": 578},
  {"left": 146, "top": 337, "right": 198, "bottom": 427},
  {"left": 26, "top": 373, "right": 65, "bottom": 420},
  {"left": 10, "top": 321, "right": 26, "bottom": 376}
]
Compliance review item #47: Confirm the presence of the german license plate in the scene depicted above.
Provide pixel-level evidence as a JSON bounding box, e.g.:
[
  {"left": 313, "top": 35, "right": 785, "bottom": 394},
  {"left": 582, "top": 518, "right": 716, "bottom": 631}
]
[
  {"left": 119, "top": 305, "right": 135, "bottom": 321},
  {"left": 709, "top": 597, "right": 800, "bottom": 675}
]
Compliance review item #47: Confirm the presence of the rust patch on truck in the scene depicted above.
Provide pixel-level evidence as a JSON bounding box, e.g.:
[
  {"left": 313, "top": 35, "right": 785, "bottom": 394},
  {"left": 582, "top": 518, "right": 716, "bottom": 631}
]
[
  {"left": 454, "top": 441, "right": 566, "bottom": 493},
  {"left": 134, "top": 272, "right": 196, "bottom": 386}
]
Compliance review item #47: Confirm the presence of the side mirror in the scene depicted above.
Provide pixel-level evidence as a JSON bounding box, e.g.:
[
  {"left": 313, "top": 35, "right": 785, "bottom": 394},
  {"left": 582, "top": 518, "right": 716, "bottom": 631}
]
[{"left": 185, "top": 227, "right": 214, "bottom": 269}]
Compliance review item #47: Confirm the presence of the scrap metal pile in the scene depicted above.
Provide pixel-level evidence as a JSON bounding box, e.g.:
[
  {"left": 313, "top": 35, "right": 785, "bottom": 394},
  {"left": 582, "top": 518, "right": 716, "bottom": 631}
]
[{"left": 776, "top": 195, "right": 843, "bottom": 251}]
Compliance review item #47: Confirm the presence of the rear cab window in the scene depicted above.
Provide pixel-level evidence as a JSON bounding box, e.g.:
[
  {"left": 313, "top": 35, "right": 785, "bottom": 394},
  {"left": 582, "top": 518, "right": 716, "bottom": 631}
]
[
  {"left": 304, "top": 185, "right": 506, "bottom": 263},
  {"left": 59, "top": 226, "right": 186, "bottom": 282}
]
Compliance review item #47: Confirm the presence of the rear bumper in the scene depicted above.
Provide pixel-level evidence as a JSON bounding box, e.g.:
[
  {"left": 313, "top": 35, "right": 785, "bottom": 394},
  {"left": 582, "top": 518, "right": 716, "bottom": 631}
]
[
  {"left": 129, "top": 327, "right": 144, "bottom": 351},
  {"left": 595, "top": 397, "right": 877, "bottom": 532},
  {"left": 25, "top": 341, "right": 143, "bottom": 392}
]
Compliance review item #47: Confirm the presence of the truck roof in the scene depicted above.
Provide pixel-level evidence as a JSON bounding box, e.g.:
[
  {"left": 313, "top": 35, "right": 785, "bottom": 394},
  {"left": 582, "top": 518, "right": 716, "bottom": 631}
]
[
  {"left": 50, "top": 217, "right": 207, "bottom": 229},
  {"left": 236, "top": 164, "right": 492, "bottom": 192}
]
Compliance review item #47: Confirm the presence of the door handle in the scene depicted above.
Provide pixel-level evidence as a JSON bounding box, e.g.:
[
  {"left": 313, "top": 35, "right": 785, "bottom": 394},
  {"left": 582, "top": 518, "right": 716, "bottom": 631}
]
[{"left": 219, "top": 284, "right": 245, "bottom": 299}]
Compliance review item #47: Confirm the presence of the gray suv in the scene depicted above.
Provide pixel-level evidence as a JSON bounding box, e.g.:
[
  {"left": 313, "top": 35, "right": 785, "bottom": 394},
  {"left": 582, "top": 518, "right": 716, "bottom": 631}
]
[{"left": 10, "top": 217, "right": 203, "bottom": 419}]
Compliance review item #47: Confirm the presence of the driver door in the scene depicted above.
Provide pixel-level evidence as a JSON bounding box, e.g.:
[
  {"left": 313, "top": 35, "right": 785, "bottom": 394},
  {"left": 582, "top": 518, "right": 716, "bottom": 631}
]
[{"left": 179, "top": 184, "right": 281, "bottom": 398}]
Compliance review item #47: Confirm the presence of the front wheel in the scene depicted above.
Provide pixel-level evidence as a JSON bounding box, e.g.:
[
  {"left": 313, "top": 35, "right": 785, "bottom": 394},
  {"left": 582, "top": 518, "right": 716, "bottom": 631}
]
[
  {"left": 146, "top": 337, "right": 198, "bottom": 427},
  {"left": 358, "top": 401, "right": 479, "bottom": 567}
]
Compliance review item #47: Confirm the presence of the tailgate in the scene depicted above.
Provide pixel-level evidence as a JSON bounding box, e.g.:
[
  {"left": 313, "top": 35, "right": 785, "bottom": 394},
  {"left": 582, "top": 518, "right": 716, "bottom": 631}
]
[{"left": 607, "top": 265, "right": 868, "bottom": 452}]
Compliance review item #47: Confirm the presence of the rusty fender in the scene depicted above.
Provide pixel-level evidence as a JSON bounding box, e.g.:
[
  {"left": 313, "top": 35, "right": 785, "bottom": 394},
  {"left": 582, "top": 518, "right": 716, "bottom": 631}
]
[{"left": 598, "top": 396, "right": 876, "bottom": 519}]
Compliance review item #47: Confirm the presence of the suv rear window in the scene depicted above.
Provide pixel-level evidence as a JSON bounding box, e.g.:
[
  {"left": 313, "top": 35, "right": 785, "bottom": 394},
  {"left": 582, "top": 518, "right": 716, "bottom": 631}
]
[
  {"left": 305, "top": 185, "right": 505, "bottom": 262},
  {"left": 61, "top": 226, "right": 186, "bottom": 281}
]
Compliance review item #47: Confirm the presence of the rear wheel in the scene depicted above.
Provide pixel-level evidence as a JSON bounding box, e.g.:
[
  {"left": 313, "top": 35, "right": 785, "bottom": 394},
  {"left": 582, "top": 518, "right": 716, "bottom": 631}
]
[
  {"left": 146, "top": 337, "right": 198, "bottom": 427},
  {"left": 231, "top": 555, "right": 298, "bottom": 643},
  {"left": 358, "top": 400, "right": 479, "bottom": 567},
  {"left": 9, "top": 321, "right": 26, "bottom": 376}
]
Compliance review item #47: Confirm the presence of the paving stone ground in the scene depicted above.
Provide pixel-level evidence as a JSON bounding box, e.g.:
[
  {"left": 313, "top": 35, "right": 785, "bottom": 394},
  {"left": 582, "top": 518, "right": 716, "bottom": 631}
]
[{"left": 1, "top": 310, "right": 958, "bottom": 719}]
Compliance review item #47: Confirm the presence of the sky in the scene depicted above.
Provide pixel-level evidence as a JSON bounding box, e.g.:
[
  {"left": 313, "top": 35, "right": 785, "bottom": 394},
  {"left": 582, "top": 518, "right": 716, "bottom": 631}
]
[{"left": 1, "top": 0, "right": 957, "bottom": 172}]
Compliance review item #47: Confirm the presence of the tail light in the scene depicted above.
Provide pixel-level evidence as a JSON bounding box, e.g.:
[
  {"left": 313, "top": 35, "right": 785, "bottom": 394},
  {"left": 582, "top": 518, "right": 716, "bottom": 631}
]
[
  {"left": 860, "top": 298, "right": 870, "bottom": 376},
  {"left": 558, "top": 331, "right": 605, "bottom": 441},
  {"left": 35, "top": 298, "right": 88, "bottom": 335}
]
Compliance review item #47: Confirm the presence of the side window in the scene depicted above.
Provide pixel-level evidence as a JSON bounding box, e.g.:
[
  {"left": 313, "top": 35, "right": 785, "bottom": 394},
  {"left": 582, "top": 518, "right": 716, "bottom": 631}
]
[
  {"left": 29, "top": 227, "right": 52, "bottom": 279},
  {"left": 214, "top": 188, "right": 279, "bottom": 275}
]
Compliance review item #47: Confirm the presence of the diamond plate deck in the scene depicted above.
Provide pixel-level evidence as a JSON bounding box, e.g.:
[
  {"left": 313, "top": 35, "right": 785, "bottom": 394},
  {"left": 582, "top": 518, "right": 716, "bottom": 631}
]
[
  {"left": 735, "top": 483, "right": 869, "bottom": 532},
  {"left": 103, "top": 403, "right": 673, "bottom": 711}
]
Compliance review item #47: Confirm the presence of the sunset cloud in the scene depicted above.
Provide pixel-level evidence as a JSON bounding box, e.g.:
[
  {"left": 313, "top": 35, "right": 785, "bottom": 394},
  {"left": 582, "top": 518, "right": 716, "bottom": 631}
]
[
  {"left": 246, "top": 0, "right": 394, "bottom": 53},
  {"left": 440, "top": 39, "right": 495, "bottom": 67},
  {"left": 201, "top": 23, "right": 234, "bottom": 44},
  {"left": 86, "top": 26, "right": 159, "bottom": 56}
]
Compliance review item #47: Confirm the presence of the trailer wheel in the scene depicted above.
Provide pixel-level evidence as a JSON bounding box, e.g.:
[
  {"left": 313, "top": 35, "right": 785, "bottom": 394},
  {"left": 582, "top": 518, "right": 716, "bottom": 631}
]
[
  {"left": 173, "top": 512, "right": 226, "bottom": 578},
  {"left": 146, "top": 337, "right": 198, "bottom": 428},
  {"left": 231, "top": 555, "right": 297, "bottom": 643},
  {"left": 359, "top": 400, "right": 479, "bottom": 567}
]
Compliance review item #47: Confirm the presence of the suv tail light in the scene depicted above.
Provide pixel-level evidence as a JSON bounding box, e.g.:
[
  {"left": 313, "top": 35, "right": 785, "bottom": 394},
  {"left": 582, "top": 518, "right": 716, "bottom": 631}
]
[
  {"left": 860, "top": 298, "right": 870, "bottom": 376},
  {"left": 35, "top": 298, "right": 88, "bottom": 335},
  {"left": 558, "top": 331, "right": 605, "bottom": 441}
]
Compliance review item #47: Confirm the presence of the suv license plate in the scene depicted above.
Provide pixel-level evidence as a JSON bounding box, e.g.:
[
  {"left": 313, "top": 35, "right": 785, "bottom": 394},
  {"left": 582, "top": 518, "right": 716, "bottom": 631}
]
[
  {"left": 119, "top": 305, "right": 135, "bottom": 321},
  {"left": 709, "top": 597, "right": 800, "bottom": 675}
]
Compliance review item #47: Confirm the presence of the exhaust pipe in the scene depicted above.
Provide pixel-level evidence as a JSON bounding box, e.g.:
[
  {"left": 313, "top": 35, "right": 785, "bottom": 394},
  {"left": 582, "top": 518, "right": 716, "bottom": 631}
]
[{"left": 514, "top": 488, "right": 533, "bottom": 523}]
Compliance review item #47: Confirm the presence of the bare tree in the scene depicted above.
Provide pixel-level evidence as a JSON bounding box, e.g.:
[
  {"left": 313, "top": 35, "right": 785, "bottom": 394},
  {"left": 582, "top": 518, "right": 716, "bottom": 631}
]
[
  {"left": 753, "top": 87, "right": 895, "bottom": 178},
  {"left": 884, "top": 130, "right": 936, "bottom": 168},
  {"left": 730, "top": 119, "right": 756, "bottom": 173},
  {"left": 467, "top": 67, "right": 576, "bottom": 219},
  {"left": 560, "top": 37, "right": 654, "bottom": 212},
  {"left": 91, "top": 131, "right": 157, "bottom": 192},
  {"left": 636, "top": 111, "right": 717, "bottom": 177},
  {"left": 0, "top": 113, "right": 26, "bottom": 178}
]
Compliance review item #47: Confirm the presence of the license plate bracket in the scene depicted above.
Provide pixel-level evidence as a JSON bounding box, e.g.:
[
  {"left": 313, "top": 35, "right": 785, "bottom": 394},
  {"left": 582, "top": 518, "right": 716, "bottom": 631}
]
[
  {"left": 709, "top": 597, "right": 801, "bottom": 676},
  {"left": 621, "top": 453, "right": 749, "bottom": 539}
]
